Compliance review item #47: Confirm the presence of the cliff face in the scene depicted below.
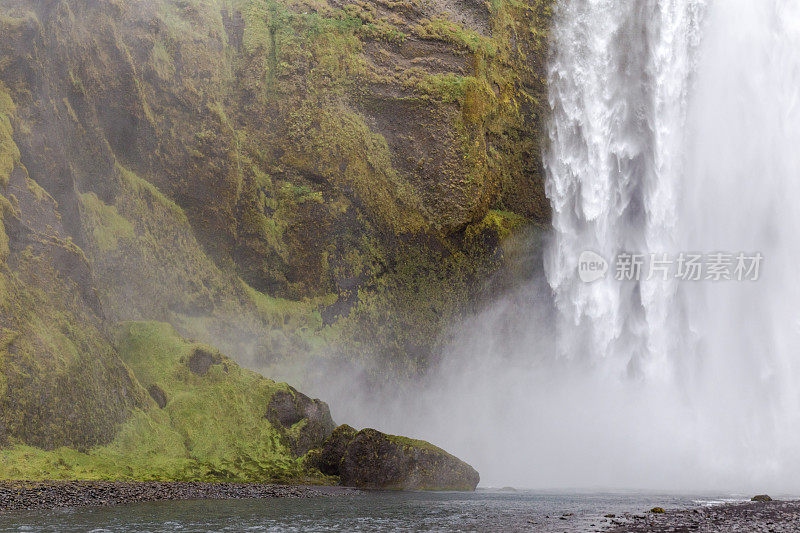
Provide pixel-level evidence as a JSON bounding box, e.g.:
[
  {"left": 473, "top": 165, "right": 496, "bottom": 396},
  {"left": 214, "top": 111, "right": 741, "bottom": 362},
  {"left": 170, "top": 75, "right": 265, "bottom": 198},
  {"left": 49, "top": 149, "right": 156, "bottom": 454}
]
[{"left": 0, "top": 0, "right": 551, "bottom": 455}]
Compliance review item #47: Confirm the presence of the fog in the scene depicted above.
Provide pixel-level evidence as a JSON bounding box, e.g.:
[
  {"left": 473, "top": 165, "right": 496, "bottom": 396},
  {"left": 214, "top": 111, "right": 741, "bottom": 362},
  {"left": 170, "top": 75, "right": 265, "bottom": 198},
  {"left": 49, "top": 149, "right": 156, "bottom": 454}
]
[{"left": 289, "top": 0, "right": 800, "bottom": 493}]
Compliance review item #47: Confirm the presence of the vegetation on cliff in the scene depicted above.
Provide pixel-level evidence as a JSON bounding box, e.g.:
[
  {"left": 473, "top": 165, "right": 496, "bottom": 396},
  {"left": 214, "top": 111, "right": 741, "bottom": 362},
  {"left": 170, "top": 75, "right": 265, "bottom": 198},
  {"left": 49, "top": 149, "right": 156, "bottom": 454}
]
[
  {"left": 0, "top": 322, "right": 333, "bottom": 482},
  {"left": 0, "top": 322, "right": 479, "bottom": 490},
  {"left": 0, "top": 0, "right": 553, "bottom": 466}
]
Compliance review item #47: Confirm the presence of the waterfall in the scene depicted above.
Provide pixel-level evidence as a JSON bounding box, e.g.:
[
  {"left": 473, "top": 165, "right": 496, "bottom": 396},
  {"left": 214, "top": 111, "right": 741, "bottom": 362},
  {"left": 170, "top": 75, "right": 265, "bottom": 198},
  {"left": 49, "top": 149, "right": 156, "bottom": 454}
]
[
  {"left": 322, "top": 0, "right": 800, "bottom": 491},
  {"left": 544, "top": 0, "right": 705, "bottom": 378},
  {"left": 542, "top": 0, "right": 800, "bottom": 488}
]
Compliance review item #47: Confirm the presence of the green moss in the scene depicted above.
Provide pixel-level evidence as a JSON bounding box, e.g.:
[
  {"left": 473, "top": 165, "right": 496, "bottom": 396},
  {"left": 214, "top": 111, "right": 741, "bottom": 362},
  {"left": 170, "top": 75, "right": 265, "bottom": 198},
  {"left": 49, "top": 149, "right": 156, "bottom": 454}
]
[
  {"left": 157, "top": 0, "right": 226, "bottom": 42},
  {"left": 79, "top": 192, "right": 137, "bottom": 252},
  {"left": 243, "top": 283, "right": 327, "bottom": 332},
  {"left": 0, "top": 251, "right": 147, "bottom": 451},
  {"left": 0, "top": 322, "right": 326, "bottom": 482},
  {"left": 25, "top": 177, "right": 53, "bottom": 204},
  {"left": 466, "top": 209, "right": 528, "bottom": 245},
  {"left": 0, "top": 194, "right": 14, "bottom": 259},
  {"left": 0, "top": 82, "right": 19, "bottom": 187},
  {"left": 151, "top": 40, "right": 176, "bottom": 81},
  {"left": 415, "top": 17, "right": 498, "bottom": 56},
  {"left": 339, "top": 3, "right": 406, "bottom": 44},
  {"left": 283, "top": 101, "right": 426, "bottom": 234},
  {"left": 116, "top": 164, "right": 188, "bottom": 223},
  {"left": 241, "top": 0, "right": 279, "bottom": 55},
  {"left": 402, "top": 72, "right": 477, "bottom": 104},
  {"left": 386, "top": 434, "right": 451, "bottom": 456}
]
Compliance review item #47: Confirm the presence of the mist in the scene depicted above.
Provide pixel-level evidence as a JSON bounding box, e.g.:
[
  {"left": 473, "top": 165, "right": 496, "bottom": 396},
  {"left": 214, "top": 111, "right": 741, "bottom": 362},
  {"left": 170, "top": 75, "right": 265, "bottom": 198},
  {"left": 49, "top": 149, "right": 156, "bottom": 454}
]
[{"left": 285, "top": 0, "right": 800, "bottom": 494}]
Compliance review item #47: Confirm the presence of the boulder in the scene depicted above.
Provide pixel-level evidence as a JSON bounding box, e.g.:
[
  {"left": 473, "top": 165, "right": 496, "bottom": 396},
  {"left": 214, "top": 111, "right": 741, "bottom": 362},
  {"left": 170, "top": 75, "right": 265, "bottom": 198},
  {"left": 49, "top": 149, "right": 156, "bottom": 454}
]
[
  {"left": 751, "top": 494, "right": 773, "bottom": 502},
  {"left": 266, "top": 387, "right": 336, "bottom": 455},
  {"left": 147, "top": 384, "right": 168, "bottom": 409},
  {"left": 187, "top": 348, "right": 218, "bottom": 376},
  {"left": 309, "top": 426, "right": 479, "bottom": 491},
  {"left": 307, "top": 424, "right": 358, "bottom": 477}
]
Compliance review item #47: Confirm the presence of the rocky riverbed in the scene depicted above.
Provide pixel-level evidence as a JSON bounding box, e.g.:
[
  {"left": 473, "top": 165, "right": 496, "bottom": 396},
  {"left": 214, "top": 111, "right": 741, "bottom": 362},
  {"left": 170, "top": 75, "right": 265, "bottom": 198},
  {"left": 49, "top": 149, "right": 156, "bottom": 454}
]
[
  {"left": 605, "top": 499, "right": 800, "bottom": 532},
  {"left": 0, "top": 481, "right": 355, "bottom": 512}
]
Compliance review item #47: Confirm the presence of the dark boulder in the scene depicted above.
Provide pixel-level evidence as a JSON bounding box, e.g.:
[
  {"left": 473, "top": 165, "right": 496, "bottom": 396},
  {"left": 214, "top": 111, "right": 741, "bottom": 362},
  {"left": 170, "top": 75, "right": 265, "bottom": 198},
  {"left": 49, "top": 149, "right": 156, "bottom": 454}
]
[
  {"left": 147, "top": 384, "right": 168, "bottom": 409},
  {"left": 751, "top": 494, "right": 773, "bottom": 502},
  {"left": 187, "top": 347, "right": 218, "bottom": 376},
  {"left": 309, "top": 426, "right": 479, "bottom": 491},
  {"left": 266, "top": 387, "right": 336, "bottom": 455},
  {"left": 307, "top": 424, "right": 358, "bottom": 476}
]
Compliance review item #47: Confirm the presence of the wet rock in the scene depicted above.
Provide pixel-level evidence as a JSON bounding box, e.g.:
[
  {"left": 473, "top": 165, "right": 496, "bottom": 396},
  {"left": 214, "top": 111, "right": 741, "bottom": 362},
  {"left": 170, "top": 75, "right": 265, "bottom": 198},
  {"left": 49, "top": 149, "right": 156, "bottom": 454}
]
[
  {"left": 751, "top": 494, "right": 773, "bottom": 502},
  {"left": 0, "top": 481, "right": 354, "bottom": 512},
  {"left": 310, "top": 426, "right": 479, "bottom": 491},
  {"left": 650, "top": 507, "right": 665, "bottom": 513},
  {"left": 608, "top": 500, "right": 800, "bottom": 532},
  {"left": 266, "top": 387, "right": 336, "bottom": 455},
  {"left": 307, "top": 424, "right": 357, "bottom": 477}
]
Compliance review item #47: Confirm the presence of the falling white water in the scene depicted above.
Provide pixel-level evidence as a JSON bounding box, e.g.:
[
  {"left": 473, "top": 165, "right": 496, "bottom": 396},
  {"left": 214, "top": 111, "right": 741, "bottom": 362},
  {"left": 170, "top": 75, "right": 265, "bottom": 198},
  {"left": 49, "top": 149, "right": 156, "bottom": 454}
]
[
  {"left": 544, "top": 0, "right": 705, "bottom": 379},
  {"left": 308, "top": 0, "right": 800, "bottom": 491},
  {"left": 674, "top": 0, "right": 800, "bottom": 483},
  {"left": 537, "top": 0, "right": 800, "bottom": 489}
]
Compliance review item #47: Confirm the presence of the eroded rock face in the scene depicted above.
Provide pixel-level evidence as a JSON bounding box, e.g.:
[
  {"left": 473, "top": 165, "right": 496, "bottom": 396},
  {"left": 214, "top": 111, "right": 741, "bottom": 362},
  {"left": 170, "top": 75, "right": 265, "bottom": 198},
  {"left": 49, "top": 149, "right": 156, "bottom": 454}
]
[
  {"left": 0, "top": 0, "right": 554, "bottom": 386},
  {"left": 310, "top": 426, "right": 479, "bottom": 491},
  {"left": 0, "top": 0, "right": 554, "bottom": 449}
]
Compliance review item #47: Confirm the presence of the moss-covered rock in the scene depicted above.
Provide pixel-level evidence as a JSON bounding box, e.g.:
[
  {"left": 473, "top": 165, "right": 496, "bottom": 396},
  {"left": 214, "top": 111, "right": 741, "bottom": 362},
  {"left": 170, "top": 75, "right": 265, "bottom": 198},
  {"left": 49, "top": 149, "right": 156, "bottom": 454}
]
[
  {"left": 306, "top": 423, "right": 357, "bottom": 477},
  {"left": 0, "top": 321, "right": 336, "bottom": 482},
  {"left": 309, "top": 425, "right": 480, "bottom": 491},
  {"left": 0, "top": 321, "right": 476, "bottom": 487},
  {"left": 0, "top": 116, "right": 147, "bottom": 450},
  {"left": 266, "top": 385, "right": 336, "bottom": 455}
]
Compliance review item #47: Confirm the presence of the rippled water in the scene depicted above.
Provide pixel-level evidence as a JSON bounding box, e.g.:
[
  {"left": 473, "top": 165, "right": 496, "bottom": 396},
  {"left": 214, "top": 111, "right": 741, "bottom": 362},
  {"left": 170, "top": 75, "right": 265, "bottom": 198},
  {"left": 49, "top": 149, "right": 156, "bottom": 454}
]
[{"left": 0, "top": 490, "right": 744, "bottom": 532}]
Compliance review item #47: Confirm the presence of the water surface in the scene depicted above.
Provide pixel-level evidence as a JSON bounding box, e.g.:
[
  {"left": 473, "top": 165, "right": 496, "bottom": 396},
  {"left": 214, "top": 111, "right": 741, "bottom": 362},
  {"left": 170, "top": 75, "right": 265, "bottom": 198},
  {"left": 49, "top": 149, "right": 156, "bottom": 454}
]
[{"left": 0, "top": 489, "right": 745, "bottom": 532}]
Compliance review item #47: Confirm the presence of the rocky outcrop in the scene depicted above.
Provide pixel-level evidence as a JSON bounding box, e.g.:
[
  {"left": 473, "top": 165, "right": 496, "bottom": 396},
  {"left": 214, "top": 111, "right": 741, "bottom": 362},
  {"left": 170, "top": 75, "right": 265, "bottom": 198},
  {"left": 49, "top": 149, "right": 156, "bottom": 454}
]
[
  {"left": 0, "top": 0, "right": 553, "bottom": 462},
  {"left": 309, "top": 425, "right": 479, "bottom": 491},
  {"left": 307, "top": 424, "right": 359, "bottom": 477},
  {"left": 0, "top": 321, "right": 341, "bottom": 482},
  {"left": 266, "top": 387, "right": 336, "bottom": 455},
  {"left": 0, "top": 0, "right": 554, "bottom": 388},
  {"left": 0, "top": 321, "right": 474, "bottom": 487}
]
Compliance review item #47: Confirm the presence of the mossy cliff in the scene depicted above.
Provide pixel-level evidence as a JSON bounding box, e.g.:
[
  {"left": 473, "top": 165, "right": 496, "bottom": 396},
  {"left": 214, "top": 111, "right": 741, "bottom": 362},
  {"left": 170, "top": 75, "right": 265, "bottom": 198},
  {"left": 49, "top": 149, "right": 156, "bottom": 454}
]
[
  {"left": 0, "top": 0, "right": 553, "bottom": 465},
  {"left": 0, "top": 321, "right": 478, "bottom": 487},
  {"left": 0, "top": 322, "right": 333, "bottom": 481}
]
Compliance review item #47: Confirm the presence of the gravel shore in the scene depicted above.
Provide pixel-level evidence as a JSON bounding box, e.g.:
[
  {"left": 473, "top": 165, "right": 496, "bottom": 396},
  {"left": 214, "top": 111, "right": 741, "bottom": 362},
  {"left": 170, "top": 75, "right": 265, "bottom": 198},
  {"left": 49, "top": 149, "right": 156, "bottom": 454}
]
[
  {"left": 605, "top": 500, "right": 800, "bottom": 532},
  {"left": 0, "top": 481, "right": 353, "bottom": 512}
]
